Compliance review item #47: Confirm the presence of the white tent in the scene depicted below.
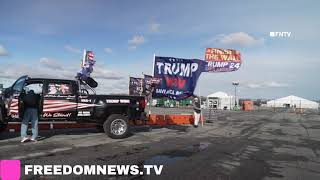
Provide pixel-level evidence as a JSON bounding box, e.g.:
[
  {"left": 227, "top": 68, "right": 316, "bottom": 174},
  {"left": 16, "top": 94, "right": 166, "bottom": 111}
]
[
  {"left": 267, "top": 95, "right": 319, "bottom": 109},
  {"left": 207, "top": 91, "right": 230, "bottom": 98},
  {"left": 207, "top": 91, "right": 237, "bottom": 110}
]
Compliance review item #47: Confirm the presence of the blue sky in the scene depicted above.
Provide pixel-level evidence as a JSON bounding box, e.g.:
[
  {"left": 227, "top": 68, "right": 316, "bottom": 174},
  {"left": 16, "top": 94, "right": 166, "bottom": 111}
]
[{"left": 0, "top": 0, "right": 319, "bottom": 99}]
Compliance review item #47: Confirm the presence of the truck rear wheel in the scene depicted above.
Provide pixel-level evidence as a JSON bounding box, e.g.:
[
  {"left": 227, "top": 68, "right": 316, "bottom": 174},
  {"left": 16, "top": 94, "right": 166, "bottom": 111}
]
[{"left": 103, "top": 114, "right": 130, "bottom": 139}]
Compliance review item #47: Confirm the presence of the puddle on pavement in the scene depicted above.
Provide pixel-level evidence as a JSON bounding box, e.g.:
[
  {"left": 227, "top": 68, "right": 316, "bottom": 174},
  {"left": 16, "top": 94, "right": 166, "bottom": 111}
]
[
  {"left": 144, "top": 155, "right": 185, "bottom": 165},
  {"left": 144, "top": 141, "right": 211, "bottom": 165},
  {"left": 195, "top": 142, "right": 211, "bottom": 151}
]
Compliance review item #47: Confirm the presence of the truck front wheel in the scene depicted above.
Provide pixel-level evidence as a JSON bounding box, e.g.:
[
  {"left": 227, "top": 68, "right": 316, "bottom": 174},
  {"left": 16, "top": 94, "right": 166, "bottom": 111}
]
[{"left": 103, "top": 114, "right": 130, "bottom": 139}]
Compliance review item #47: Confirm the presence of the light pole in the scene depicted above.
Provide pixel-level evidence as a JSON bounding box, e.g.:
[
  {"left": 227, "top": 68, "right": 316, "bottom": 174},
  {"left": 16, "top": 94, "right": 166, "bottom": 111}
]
[{"left": 232, "top": 81, "right": 239, "bottom": 108}]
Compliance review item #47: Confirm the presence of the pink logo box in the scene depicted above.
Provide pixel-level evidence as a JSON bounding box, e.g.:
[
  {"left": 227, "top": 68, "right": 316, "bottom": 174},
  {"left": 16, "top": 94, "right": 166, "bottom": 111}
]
[{"left": 0, "top": 160, "right": 21, "bottom": 180}]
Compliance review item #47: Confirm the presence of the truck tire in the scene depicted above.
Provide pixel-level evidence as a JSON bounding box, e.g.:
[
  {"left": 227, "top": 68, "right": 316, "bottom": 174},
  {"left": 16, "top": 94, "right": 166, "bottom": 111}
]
[{"left": 103, "top": 114, "right": 129, "bottom": 139}]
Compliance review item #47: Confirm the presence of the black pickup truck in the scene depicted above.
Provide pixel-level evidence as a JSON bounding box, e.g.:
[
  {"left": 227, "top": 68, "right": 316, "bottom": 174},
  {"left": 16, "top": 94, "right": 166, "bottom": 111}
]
[{"left": 0, "top": 75, "right": 147, "bottom": 139}]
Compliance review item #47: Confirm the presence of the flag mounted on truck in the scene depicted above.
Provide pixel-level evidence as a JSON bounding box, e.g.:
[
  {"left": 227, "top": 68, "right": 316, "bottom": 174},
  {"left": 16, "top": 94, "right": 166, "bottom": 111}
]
[
  {"left": 129, "top": 77, "right": 144, "bottom": 96},
  {"left": 129, "top": 75, "right": 161, "bottom": 96},
  {"left": 143, "top": 74, "right": 161, "bottom": 96}
]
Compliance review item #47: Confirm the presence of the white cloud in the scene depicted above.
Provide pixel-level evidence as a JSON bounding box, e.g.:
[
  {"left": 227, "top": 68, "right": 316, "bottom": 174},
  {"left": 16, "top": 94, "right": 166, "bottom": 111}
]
[
  {"left": 94, "top": 78, "right": 128, "bottom": 94},
  {"left": 149, "top": 23, "right": 160, "bottom": 33},
  {"left": 128, "top": 46, "right": 137, "bottom": 50},
  {"left": 128, "top": 35, "right": 145, "bottom": 50},
  {"left": 39, "top": 57, "right": 63, "bottom": 70},
  {"left": 92, "top": 66, "right": 123, "bottom": 80},
  {"left": 0, "top": 60, "right": 126, "bottom": 94},
  {"left": 0, "top": 63, "right": 57, "bottom": 80},
  {"left": 212, "top": 32, "right": 264, "bottom": 47},
  {"left": 0, "top": 45, "right": 9, "bottom": 56},
  {"left": 104, "top": 48, "right": 113, "bottom": 54},
  {"left": 64, "top": 45, "right": 81, "bottom": 54},
  {"left": 247, "top": 83, "right": 262, "bottom": 89},
  {"left": 128, "top": 35, "right": 145, "bottom": 46},
  {"left": 265, "top": 81, "right": 289, "bottom": 88}
]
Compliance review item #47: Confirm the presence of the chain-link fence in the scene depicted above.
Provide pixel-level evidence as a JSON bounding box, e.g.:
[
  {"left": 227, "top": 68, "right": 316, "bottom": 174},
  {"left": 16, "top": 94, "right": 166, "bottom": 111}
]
[
  {"left": 253, "top": 99, "right": 320, "bottom": 114},
  {"left": 146, "top": 100, "right": 320, "bottom": 117}
]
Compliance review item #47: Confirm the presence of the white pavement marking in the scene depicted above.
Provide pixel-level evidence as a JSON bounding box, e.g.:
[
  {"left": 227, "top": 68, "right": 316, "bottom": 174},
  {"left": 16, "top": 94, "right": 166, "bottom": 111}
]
[{"left": 11, "top": 147, "right": 72, "bottom": 160}]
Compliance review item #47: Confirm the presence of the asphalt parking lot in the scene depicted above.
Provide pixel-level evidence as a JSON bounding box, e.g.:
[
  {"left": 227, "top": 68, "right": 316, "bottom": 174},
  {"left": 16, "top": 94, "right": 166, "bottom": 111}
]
[{"left": 1, "top": 109, "right": 320, "bottom": 180}]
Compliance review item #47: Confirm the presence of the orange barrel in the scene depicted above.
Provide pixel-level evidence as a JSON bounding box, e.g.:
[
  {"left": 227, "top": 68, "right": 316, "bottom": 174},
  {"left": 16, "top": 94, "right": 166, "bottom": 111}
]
[
  {"left": 167, "top": 114, "right": 194, "bottom": 125},
  {"left": 242, "top": 101, "right": 254, "bottom": 111}
]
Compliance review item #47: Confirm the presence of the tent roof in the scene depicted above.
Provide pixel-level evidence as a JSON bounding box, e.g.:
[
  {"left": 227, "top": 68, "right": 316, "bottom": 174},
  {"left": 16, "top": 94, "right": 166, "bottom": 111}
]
[
  {"left": 268, "top": 95, "right": 318, "bottom": 104},
  {"left": 207, "top": 91, "right": 230, "bottom": 98}
]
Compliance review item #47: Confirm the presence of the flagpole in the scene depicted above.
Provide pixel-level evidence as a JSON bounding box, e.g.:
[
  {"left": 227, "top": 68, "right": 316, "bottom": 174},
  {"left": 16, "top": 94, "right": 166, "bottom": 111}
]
[
  {"left": 141, "top": 72, "right": 144, "bottom": 96},
  {"left": 140, "top": 72, "right": 144, "bottom": 96},
  {"left": 199, "top": 76, "right": 204, "bottom": 127},
  {"left": 82, "top": 49, "right": 86, "bottom": 67},
  {"left": 149, "top": 54, "right": 155, "bottom": 116},
  {"left": 128, "top": 75, "right": 130, "bottom": 95},
  {"left": 152, "top": 53, "right": 155, "bottom": 76}
]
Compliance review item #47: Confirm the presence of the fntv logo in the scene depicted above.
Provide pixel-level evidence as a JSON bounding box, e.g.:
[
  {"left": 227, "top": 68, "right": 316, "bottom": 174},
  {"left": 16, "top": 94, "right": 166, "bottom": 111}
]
[
  {"left": 270, "top": 32, "right": 291, "bottom": 38},
  {"left": 0, "top": 160, "right": 21, "bottom": 180}
]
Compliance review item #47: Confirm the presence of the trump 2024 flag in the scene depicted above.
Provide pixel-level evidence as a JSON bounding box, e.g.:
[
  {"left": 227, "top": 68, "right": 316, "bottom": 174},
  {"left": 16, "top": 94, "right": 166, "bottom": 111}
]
[{"left": 153, "top": 56, "right": 206, "bottom": 100}]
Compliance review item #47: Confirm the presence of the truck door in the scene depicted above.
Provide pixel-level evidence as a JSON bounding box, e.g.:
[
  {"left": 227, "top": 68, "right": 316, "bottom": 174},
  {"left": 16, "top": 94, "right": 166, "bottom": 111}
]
[
  {"left": 42, "top": 81, "right": 77, "bottom": 120},
  {"left": 7, "top": 75, "right": 28, "bottom": 120},
  {"left": 76, "top": 83, "right": 98, "bottom": 121}
]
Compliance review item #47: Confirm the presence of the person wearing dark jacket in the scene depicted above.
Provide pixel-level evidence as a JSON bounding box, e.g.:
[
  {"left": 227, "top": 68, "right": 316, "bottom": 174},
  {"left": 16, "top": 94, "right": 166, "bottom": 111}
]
[
  {"left": 20, "top": 90, "right": 40, "bottom": 142},
  {"left": 192, "top": 97, "right": 201, "bottom": 128}
]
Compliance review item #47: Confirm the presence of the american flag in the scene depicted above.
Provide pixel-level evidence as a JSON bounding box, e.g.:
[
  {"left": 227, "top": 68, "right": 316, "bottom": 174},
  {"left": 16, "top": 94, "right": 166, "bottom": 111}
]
[{"left": 86, "top": 51, "right": 94, "bottom": 61}]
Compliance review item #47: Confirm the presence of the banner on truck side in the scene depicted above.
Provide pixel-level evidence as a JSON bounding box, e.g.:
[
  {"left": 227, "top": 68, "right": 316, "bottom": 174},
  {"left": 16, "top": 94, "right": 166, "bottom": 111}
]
[
  {"left": 129, "top": 77, "right": 144, "bottom": 96},
  {"left": 204, "top": 48, "right": 242, "bottom": 72},
  {"left": 152, "top": 56, "right": 206, "bottom": 100}
]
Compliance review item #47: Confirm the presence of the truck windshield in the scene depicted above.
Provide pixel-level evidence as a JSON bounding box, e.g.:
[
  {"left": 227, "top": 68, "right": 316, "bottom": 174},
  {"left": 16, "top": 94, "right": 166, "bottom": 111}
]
[
  {"left": 12, "top": 78, "right": 26, "bottom": 92},
  {"left": 10, "top": 75, "right": 28, "bottom": 94}
]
